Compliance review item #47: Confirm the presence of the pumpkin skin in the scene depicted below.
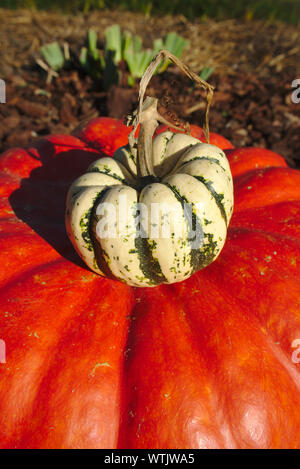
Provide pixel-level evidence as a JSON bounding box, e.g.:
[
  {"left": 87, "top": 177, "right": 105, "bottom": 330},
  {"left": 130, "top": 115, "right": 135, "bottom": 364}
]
[
  {"left": 0, "top": 117, "right": 300, "bottom": 448},
  {"left": 154, "top": 122, "right": 234, "bottom": 150},
  {"left": 76, "top": 117, "right": 234, "bottom": 153},
  {"left": 66, "top": 131, "right": 233, "bottom": 287}
]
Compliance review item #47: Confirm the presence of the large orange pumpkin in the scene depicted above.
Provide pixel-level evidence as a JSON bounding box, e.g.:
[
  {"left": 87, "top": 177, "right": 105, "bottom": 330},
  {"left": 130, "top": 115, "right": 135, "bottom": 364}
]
[{"left": 0, "top": 117, "right": 300, "bottom": 449}]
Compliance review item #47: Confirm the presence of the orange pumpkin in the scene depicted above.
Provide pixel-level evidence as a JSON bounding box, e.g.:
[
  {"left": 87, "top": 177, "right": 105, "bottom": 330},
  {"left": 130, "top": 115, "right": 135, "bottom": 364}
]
[{"left": 0, "top": 117, "right": 300, "bottom": 449}]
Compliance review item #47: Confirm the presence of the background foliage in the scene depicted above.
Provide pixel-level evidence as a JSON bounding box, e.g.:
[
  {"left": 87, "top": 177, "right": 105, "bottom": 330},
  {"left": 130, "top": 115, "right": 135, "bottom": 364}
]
[{"left": 1, "top": 0, "right": 299, "bottom": 24}]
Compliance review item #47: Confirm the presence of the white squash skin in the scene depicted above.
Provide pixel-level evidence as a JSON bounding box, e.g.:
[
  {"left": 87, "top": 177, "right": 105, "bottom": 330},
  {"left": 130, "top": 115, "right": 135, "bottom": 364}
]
[
  {"left": 176, "top": 159, "right": 233, "bottom": 222},
  {"left": 87, "top": 157, "right": 136, "bottom": 185},
  {"left": 163, "top": 173, "right": 227, "bottom": 265},
  {"left": 150, "top": 132, "right": 202, "bottom": 177},
  {"left": 174, "top": 143, "right": 231, "bottom": 175},
  {"left": 66, "top": 172, "right": 121, "bottom": 207},
  {"left": 93, "top": 185, "right": 147, "bottom": 287},
  {"left": 139, "top": 182, "right": 193, "bottom": 283},
  {"left": 66, "top": 186, "right": 109, "bottom": 276},
  {"left": 66, "top": 131, "right": 234, "bottom": 287},
  {"left": 113, "top": 145, "right": 137, "bottom": 177}
]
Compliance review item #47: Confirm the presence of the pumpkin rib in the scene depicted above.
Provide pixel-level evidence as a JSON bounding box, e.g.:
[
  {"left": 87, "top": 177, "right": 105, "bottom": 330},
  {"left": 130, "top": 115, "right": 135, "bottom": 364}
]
[
  {"left": 23, "top": 289, "right": 128, "bottom": 448},
  {"left": 0, "top": 218, "right": 30, "bottom": 234},
  {"left": 75, "top": 117, "right": 133, "bottom": 157},
  {"left": 0, "top": 235, "right": 62, "bottom": 287},
  {"left": 123, "top": 276, "right": 300, "bottom": 449},
  {"left": 177, "top": 276, "right": 300, "bottom": 448},
  {"left": 213, "top": 250, "right": 300, "bottom": 391},
  {"left": 0, "top": 257, "right": 73, "bottom": 292},
  {"left": 226, "top": 147, "right": 287, "bottom": 178},
  {"left": 228, "top": 224, "right": 300, "bottom": 246},
  {"left": 0, "top": 261, "right": 133, "bottom": 448},
  {"left": 118, "top": 286, "right": 232, "bottom": 449},
  {"left": 234, "top": 167, "right": 300, "bottom": 212},
  {"left": 214, "top": 229, "right": 300, "bottom": 358},
  {"left": 154, "top": 124, "right": 234, "bottom": 150},
  {"left": 0, "top": 148, "right": 42, "bottom": 180},
  {"left": 159, "top": 282, "right": 242, "bottom": 449},
  {"left": 230, "top": 201, "right": 300, "bottom": 240},
  {"left": 0, "top": 176, "right": 21, "bottom": 200},
  {"left": 158, "top": 285, "right": 237, "bottom": 449}
]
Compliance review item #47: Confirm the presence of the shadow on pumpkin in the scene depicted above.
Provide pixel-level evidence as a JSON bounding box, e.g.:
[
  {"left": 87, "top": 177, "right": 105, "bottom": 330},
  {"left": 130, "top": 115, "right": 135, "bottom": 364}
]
[{"left": 9, "top": 136, "right": 105, "bottom": 267}]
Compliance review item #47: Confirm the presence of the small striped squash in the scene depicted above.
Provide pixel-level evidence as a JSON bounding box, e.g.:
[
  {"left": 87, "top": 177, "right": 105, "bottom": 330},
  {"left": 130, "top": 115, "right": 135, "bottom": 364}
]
[{"left": 66, "top": 131, "right": 234, "bottom": 287}]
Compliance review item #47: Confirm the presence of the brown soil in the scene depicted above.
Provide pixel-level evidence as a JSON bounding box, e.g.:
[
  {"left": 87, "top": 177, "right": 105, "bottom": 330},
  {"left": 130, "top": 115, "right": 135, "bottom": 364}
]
[{"left": 1, "top": 8, "right": 300, "bottom": 166}]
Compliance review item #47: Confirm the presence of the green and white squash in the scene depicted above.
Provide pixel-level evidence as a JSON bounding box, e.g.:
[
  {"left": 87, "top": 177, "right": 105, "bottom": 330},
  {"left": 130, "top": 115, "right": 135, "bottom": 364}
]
[
  {"left": 66, "top": 52, "right": 234, "bottom": 287},
  {"left": 66, "top": 130, "right": 233, "bottom": 287}
]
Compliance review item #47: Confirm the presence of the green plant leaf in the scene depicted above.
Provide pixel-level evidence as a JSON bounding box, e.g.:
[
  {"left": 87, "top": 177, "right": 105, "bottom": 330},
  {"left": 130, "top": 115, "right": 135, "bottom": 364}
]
[
  {"left": 41, "top": 42, "right": 65, "bottom": 71},
  {"left": 125, "top": 49, "right": 153, "bottom": 80},
  {"left": 164, "top": 32, "right": 190, "bottom": 58},
  {"left": 122, "top": 31, "right": 152, "bottom": 83},
  {"left": 152, "top": 33, "right": 190, "bottom": 74},
  {"left": 80, "top": 33, "right": 102, "bottom": 82},
  {"left": 127, "top": 75, "right": 135, "bottom": 87},
  {"left": 105, "top": 24, "right": 122, "bottom": 64},
  {"left": 199, "top": 66, "right": 215, "bottom": 81},
  {"left": 132, "top": 35, "right": 143, "bottom": 53},
  {"left": 122, "top": 30, "right": 133, "bottom": 59},
  {"left": 88, "top": 29, "right": 99, "bottom": 60},
  {"left": 153, "top": 38, "right": 164, "bottom": 56},
  {"left": 79, "top": 47, "right": 88, "bottom": 67}
]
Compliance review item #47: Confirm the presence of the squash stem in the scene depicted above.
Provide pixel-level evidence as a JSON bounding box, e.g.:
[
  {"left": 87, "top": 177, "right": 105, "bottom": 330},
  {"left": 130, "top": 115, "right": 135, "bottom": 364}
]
[
  {"left": 126, "top": 49, "right": 214, "bottom": 180},
  {"left": 136, "top": 97, "right": 159, "bottom": 178},
  {"left": 133, "top": 96, "right": 187, "bottom": 178}
]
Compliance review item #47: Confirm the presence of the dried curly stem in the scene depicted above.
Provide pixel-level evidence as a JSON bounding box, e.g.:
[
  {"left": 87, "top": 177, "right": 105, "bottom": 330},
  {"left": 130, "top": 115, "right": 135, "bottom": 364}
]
[{"left": 127, "top": 50, "right": 214, "bottom": 178}]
